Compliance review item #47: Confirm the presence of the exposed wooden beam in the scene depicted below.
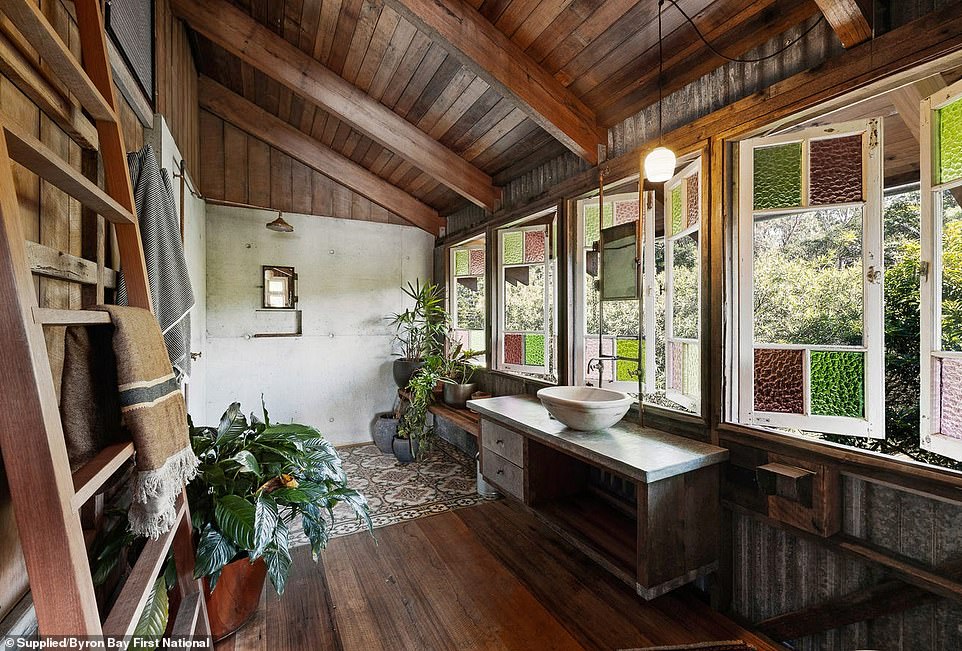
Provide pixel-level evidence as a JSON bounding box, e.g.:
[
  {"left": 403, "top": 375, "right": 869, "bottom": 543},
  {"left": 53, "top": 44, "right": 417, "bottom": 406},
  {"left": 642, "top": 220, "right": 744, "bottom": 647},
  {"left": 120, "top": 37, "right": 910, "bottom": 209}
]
[
  {"left": 170, "top": 0, "right": 499, "bottom": 212},
  {"left": 199, "top": 77, "right": 442, "bottom": 235},
  {"left": 383, "top": 0, "right": 605, "bottom": 165},
  {"left": 813, "top": 0, "right": 872, "bottom": 48}
]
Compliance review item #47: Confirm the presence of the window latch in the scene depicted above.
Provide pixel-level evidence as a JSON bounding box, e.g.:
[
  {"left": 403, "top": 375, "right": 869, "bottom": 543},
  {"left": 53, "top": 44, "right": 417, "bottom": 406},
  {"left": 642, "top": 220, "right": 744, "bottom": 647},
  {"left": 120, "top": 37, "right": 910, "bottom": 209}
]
[
  {"left": 866, "top": 265, "right": 882, "bottom": 284},
  {"left": 919, "top": 260, "right": 930, "bottom": 282}
]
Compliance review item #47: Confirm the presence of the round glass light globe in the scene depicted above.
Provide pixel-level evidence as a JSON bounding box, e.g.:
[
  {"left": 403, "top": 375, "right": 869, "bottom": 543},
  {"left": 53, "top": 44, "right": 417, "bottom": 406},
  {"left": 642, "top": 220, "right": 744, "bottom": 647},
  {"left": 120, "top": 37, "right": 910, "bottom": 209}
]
[{"left": 644, "top": 146, "right": 677, "bottom": 183}]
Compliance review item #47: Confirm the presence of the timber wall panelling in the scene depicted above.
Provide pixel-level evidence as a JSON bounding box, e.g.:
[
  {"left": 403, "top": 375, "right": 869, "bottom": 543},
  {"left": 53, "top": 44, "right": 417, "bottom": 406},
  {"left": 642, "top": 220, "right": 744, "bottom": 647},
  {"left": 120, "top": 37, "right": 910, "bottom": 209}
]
[{"left": 199, "top": 110, "right": 410, "bottom": 226}]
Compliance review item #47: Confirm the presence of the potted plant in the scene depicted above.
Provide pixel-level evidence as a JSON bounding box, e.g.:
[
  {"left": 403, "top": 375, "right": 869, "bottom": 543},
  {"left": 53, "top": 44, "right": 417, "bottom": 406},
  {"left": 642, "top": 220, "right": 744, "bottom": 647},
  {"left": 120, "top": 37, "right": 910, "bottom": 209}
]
[
  {"left": 188, "top": 402, "right": 372, "bottom": 640},
  {"left": 388, "top": 280, "right": 448, "bottom": 388},
  {"left": 438, "top": 338, "right": 482, "bottom": 408},
  {"left": 394, "top": 362, "right": 441, "bottom": 462}
]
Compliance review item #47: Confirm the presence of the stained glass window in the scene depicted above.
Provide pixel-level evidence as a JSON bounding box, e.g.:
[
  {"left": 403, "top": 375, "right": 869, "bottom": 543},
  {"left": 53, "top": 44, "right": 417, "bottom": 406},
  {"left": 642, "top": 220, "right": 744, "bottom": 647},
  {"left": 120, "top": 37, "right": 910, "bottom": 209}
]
[
  {"left": 753, "top": 348, "right": 804, "bottom": 414},
  {"left": 469, "top": 249, "right": 485, "bottom": 275},
  {"left": 450, "top": 242, "right": 487, "bottom": 363},
  {"left": 935, "top": 358, "right": 962, "bottom": 440},
  {"left": 614, "top": 200, "right": 639, "bottom": 225},
  {"left": 670, "top": 185, "right": 683, "bottom": 235},
  {"left": 686, "top": 173, "right": 699, "bottom": 227},
  {"left": 502, "top": 231, "right": 523, "bottom": 264},
  {"left": 454, "top": 249, "right": 469, "bottom": 276},
  {"left": 939, "top": 96, "right": 962, "bottom": 185},
  {"left": 753, "top": 142, "right": 802, "bottom": 211},
  {"left": 524, "top": 230, "right": 545, "bottom": 263},
  {"left": 584, "top": 203, "right": 614, "bottom": 244},
  {"left": 616, "top": 338, "right": 639, "bottom": 381},
  {"left": 504, "top": 333, "right": 523, "bottom": 365},
  {"left": 810, "top": 135, "right": 863, "bottom": 205},
  {"left": 810, "top": 351, "right": 864, "bottom": 417}
]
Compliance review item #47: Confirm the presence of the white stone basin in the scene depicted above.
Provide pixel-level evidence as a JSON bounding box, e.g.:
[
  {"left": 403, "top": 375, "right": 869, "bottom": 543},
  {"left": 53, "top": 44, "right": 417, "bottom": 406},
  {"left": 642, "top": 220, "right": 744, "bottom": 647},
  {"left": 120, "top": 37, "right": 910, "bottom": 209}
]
[{"left": 536, "top": 386, "right": 633, "bottom": 431}]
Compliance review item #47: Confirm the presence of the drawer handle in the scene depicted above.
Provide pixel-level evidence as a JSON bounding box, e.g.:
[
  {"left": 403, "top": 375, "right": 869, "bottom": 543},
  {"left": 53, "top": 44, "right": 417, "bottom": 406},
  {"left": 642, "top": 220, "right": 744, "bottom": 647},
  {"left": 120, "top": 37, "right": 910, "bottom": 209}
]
[
  {"left": 496, "top": 439, "right": 504, "bottom": 446},
  {"left": 496, "top": 469, "right": 504, "bottom": 475}
]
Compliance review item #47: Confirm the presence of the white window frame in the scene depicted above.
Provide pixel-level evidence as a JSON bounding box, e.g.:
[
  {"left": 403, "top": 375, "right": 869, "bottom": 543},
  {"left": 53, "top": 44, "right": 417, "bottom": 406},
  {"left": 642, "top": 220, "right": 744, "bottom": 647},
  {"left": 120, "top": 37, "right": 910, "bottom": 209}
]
[
  {"left": 496, "top": 221, "right": 554, "bottom": 378},
  {"left": 920, "top": 78, "right": 962, "bottom": 460},
  {"left": 734, "top": 118, "right": 884, "bottom": 438},
  {"left": 576, "top": 190, "right": 642, "bottom": 388},
  {"left": 448, "top": 241, "right": 487, "bottom": 365}
]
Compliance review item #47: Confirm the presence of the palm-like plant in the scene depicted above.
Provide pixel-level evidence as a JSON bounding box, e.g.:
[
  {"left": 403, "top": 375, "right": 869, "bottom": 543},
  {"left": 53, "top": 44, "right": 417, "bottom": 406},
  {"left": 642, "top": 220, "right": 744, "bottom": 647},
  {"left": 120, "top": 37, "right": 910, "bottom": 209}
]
[
  {"left": 389, "top": 280, "right": 448, "bottom": 360},
  {"left": 189, "top": 402, "right": 372, "bottom": 595}
]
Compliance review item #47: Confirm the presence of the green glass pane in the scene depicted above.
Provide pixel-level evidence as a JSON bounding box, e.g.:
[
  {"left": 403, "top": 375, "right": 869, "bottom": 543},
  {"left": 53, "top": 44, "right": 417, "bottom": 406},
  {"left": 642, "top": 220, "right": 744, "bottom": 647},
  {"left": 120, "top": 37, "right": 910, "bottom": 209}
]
[
  {"left": 671, "top": 186, "right": 683, "bottom": 235},
  {"left": 503, "top": 231, "right": 523, "bottom": 264},
  {"left": 682, "top": 342, "right": 700, "bottom": 398},
  {"left": 616, "top": 338, "right": 639, "bottom": 382},
  {"left": 753, "top": 142, "right": 802, "bottom": 210},
  {"left": 810, "top": 351, "right": 864, "bottom": 417},
  {"left": 454, "top": 249, "right": 469, "bottom": 275},
  {"left": 584, "top": 203, "right": 614, "bottom": 245},
  {"left": 524, "top": 333, "right": 545, "bottom": 366},
  {"left": 939, "top": 97, "right": 962, "bottom": 185}
]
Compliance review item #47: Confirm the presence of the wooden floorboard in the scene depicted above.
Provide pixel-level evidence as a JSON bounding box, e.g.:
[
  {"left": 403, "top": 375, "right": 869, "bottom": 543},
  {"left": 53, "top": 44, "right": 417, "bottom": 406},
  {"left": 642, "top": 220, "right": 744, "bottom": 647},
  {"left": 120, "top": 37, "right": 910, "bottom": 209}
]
[{"left": 217, "top": 500, "right": 785, "bottom": 651}]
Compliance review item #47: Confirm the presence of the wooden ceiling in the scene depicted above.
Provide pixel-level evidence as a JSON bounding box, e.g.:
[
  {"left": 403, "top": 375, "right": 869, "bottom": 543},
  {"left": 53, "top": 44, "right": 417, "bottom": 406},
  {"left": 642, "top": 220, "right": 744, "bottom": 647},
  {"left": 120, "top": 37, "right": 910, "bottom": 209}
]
[{"left": 181, "top": 0, "right": 829, "bottom": 223}]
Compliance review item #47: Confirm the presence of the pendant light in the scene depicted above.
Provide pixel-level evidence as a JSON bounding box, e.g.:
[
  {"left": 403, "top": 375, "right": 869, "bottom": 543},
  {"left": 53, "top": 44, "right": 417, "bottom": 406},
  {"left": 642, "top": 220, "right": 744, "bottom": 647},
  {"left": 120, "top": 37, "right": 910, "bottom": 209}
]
[
  {"left": 644, "top": 0, "right": 676, "bottom": 183},
  {"left": 266, "top": 211, "right": 294, "bottom": 233}
]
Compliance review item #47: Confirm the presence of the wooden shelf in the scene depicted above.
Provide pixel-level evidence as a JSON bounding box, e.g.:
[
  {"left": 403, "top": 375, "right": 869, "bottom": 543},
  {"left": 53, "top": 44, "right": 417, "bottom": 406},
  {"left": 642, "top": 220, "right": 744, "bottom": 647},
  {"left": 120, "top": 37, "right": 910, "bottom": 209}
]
[
  {"left": 397, "top": 389, "right": 480, "bottom": 437},
  {"left": 536, "top": 492, "right": 637, "bottom": 582}
]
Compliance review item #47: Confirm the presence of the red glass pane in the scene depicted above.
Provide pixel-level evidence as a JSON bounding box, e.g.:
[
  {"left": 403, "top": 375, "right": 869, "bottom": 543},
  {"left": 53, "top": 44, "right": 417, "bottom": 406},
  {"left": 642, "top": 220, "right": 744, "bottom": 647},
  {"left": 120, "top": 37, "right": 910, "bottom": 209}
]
[
  {"left": 613, "top": 200, "right": 639, "bottom": 225},
  {"left": 524, "top": 230, "right": 545, "bottom": 263},
  {"left": 754, "top": 348, "right": 804, "bottom": 414},
  {"left": 669, "top": 342, "right": 683, "bottom": 391},
  {"left": 937, "top": 358, "right": 962, "bottom": 440},
  {"left": 584, "top": 336, "right": 614, "bottom": 382},
  {"left": 469, "top": 249, "right": 485, "bottom": 275},
  {"left": 504, "top": 334, "right": 523, "bottom": 365},
  {"left": 809, "top": 135, "right": 862, "bottom": 205}
]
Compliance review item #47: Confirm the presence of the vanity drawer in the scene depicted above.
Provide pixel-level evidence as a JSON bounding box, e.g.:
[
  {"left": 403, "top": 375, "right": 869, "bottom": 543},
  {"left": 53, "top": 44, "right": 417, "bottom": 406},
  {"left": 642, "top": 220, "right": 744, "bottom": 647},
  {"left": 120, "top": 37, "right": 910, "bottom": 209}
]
[
  {"left": 481, "top": 447, "right": 524, "bottom": 501},
  {"left": 481, "top": 419, "right": 525, "bottom": 466}
]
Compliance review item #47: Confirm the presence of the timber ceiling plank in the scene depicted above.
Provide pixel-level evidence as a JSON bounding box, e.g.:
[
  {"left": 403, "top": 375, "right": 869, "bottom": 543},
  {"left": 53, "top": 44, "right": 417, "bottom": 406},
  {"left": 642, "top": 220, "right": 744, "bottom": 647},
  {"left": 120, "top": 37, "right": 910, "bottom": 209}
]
[
  {"left": 174, "top": 0, "right": 500, "bottom": 210},
  {"left": 199, "top": 76, "right": 443, "bottom": 234},
  {"left": 594, "top": 0, "right": 822, "bottom": 126},
  {"left": 813, "top": 0, "right": 872, "bottom": 48},
  {"left": 383, "top": 0, "right": 606, "bottom": 164}
]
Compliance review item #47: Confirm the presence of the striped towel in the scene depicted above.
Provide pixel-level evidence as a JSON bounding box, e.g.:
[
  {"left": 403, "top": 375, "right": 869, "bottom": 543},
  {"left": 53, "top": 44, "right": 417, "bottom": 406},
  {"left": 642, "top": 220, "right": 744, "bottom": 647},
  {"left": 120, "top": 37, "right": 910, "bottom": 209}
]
[
  {"left": 100, "top": 305, "right": 198, "bottom": 538},
  {"left": 117, "top": 144, "right": 194, "bottom": 382}
]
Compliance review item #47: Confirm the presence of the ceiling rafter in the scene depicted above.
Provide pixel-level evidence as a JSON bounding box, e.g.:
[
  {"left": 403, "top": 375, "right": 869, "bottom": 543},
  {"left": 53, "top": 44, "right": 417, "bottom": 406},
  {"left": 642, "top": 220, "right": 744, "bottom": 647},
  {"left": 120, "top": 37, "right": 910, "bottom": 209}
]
[
  {"left": 383, "top": 0, "right": 606, "bottom": 165},
  {"left": 171, "top": 0, "right": 501, "bottom": 211},
  {"left": 813, "top": 0, "right": 872, "bottom": 48},
  {"left": 199, "top": 76, "right": 443, "bottom": 235}
]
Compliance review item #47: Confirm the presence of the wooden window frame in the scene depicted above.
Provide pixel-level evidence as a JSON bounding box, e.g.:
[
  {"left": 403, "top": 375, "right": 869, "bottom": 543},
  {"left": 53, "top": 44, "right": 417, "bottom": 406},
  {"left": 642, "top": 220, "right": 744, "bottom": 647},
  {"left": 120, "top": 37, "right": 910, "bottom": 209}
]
[
  {"left": 733, "top": 118, "right": 885, "bottom": 438},
  {"left": 920, "top": 78, "right": 962, "bottom": 461}
]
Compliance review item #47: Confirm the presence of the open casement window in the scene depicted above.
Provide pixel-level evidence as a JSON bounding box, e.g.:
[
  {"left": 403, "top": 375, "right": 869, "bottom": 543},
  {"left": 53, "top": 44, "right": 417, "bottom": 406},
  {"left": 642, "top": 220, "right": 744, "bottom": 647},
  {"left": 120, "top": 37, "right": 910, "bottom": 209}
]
[
  {"left": 735, "top": 118, "right": 884, "bottom": 438},
  {"left": 497, "top": 221, "right": 557, "bottom": 380},
  {"left": 641, "top": 160, "right": 702, "bottom": 414},
  {"left": 580, "top": 191, "right": 641, "bottom": 388},
  {"left": 921, "top": 80, "right": 962, "bottom": 460},
  {"left": 449, "top": 242, "right": 486, "bottom": 363}
]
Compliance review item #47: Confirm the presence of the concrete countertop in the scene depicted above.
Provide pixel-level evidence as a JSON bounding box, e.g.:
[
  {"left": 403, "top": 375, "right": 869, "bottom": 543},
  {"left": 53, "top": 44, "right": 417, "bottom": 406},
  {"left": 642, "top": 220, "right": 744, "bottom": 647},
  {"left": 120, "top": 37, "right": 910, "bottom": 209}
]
[{"left": 467, "top": 394, "right": 729, "bottom": 483}]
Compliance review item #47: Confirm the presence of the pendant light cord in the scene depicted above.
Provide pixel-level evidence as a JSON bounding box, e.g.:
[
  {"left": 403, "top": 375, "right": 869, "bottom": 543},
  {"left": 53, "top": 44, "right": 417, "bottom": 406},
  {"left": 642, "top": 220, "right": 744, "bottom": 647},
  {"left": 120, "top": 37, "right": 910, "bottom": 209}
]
[
  {"left": 657, "top": 0, "right": 664, "bottom": 142},
  {"left": 661, "top": 0, "right": 826, "bottom": 64}
]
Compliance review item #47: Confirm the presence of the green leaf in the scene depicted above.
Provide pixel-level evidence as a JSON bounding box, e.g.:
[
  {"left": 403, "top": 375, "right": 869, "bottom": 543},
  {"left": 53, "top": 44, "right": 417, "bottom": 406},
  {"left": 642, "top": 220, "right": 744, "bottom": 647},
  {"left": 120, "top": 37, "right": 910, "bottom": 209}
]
[
  {"left": 263, "top": 521, "right": 292, "bottom": 596},
  {"left": 214, "top": 496, "right": 256, "bottom": 550},
  {"left": 268, "top": 487, "right": 311, "bottom": 504},
  {"left": 252, "top": 493, "right": 279, "bottom": 560},
  {"left": 261, "top": 394, "right": 271, "bottom": 427},
  {"left": 133, "top": 575, "right": 169, "bottom": 640},
  {"left": 193, "top": 525, "right": 237, "bottom": 582},
  {"left": 232, "top": 450, "right": 261, "bottom": 476},
  {"left": 301, "top": 511, "right": 329, "bottom": 560},
  {"left": 217, "top": 403, "right": 248, "bottom": 442}
]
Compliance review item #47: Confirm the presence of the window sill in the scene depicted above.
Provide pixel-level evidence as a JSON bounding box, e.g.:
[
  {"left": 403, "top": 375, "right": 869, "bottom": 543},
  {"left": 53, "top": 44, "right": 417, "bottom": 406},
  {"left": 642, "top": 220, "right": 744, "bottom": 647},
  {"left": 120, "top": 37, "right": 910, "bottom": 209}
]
[
  {"left": 485, "top": 368, "right": 556, "bottom": 389},
  {"left": 717, "top": 422, "right": 962, "bottom": 500}
]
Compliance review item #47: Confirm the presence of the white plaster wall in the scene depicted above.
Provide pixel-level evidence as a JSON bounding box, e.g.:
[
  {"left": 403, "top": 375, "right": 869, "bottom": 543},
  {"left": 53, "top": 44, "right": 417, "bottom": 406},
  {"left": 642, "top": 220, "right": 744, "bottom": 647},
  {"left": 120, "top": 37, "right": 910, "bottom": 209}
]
[
  {"left": 204, "top": 205, "right": 434, "bottom": 445},
  {"left": 148, "top": 115, "right": 207, "bottom": 417}
]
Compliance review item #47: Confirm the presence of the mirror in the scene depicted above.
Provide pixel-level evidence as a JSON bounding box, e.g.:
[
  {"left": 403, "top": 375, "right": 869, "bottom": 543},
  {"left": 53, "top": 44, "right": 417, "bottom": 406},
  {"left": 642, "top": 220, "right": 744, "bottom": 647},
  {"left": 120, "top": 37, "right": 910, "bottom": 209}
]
[
  {"left": 599, "top": 222, "right": 639, "bottom": 300},
  {"left": 262, "top": 266, "right": 296, "bottom": 309}
]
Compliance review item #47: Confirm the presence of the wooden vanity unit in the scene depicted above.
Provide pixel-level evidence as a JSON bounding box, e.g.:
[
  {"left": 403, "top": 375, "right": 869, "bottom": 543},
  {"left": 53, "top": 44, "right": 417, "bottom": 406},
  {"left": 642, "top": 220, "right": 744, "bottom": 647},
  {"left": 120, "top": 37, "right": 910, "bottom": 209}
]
[{"left": 467, "top": 395, "right": 729, "bottom": 600}]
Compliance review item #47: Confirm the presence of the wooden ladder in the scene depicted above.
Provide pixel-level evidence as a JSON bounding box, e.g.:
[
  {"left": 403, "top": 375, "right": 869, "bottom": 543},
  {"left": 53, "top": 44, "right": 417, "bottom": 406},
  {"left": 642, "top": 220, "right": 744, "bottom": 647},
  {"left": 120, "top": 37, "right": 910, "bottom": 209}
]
[{"left": 0, "top": 0, "right": 210, "bottom": 641}]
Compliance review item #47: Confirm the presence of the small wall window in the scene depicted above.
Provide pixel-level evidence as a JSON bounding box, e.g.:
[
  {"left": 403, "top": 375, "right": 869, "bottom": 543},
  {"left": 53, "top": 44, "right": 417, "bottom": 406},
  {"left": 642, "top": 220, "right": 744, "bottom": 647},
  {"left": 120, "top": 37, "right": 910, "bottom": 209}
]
[
  {"left": 449, "top": 236, "right": 487, "bottom": 365},
  {"left": 640, "top": 160, "right": 702, "bottom": 414},
  {"left": 496, "top": 210, "right": 557, "bottom": 382}
]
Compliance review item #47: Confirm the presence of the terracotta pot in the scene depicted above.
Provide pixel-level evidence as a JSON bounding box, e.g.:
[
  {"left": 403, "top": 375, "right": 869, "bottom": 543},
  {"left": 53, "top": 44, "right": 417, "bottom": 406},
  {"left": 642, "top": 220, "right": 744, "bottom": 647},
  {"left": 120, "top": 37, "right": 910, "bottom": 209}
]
[{"left": 204, "top": 556, "right": 267, "bottom": 641}]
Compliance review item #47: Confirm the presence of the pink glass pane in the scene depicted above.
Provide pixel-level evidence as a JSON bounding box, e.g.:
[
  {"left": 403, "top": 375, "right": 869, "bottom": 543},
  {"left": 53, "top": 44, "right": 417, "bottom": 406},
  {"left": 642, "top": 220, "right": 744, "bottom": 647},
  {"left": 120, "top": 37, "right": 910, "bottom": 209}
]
[
  {"left": 686, "top": 173, "right": 699, "bottom": 227},
  {"left": 809, "top": 134, "right": 863, "bottom": 205},
  {"left": 469, "top": 249, "right": 485, "bottom": 275},
  {"left": 754, "top": 348, "right": 804, "bottom": 414},
  {"left": 613, "top": 200, "right": 639, "bottom": 225},
  {"left": 504, "top": 333, "right": 523, "bottom": 365},
  {"left": 936, "top": 358, "right": 962, "bottom": 440},
  {"left": 524, "top": 230, "right": 545, "bottom": 263},
  {"left": 451, "top": 329, "right": 470, "bottom": 350},
  {"left": 669, "top": 343, "right": 683, "bottom": 391},
  {"left": 584, "top": 336, "right": 615, "bottom": 382}
]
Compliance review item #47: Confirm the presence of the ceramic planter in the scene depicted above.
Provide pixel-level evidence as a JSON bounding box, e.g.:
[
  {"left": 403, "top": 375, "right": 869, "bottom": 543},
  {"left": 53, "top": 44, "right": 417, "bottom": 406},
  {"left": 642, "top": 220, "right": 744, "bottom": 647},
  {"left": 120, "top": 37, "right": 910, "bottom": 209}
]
[
  {"left": 442, "top": 382, "right": 477, "bottom": 408},
  {"left": 374, "top": 413, "right": 399, "bottom": 453},
  {"left": 392, "top": 435, "right": 420, "bottom": 463},
  {"left": 204, "top": 556, "right": 267, "bottom": 641},
  {"left": 392, "top": 358, "right": 424, "bottom": 388}
]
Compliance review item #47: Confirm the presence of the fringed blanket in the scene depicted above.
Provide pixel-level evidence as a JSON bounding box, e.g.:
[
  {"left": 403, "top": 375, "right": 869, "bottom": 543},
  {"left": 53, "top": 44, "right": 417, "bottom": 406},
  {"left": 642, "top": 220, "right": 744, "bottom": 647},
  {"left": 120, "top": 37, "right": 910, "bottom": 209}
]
[{"left": 61, "top": 305, "right": 198, "bottom": 539}]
